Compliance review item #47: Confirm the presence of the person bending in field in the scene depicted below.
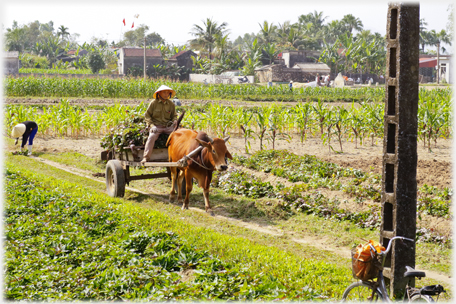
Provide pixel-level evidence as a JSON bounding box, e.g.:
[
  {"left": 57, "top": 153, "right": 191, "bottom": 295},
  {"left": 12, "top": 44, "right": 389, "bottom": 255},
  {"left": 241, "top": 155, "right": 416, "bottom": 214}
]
[
  {"left": 141, "top": 85, "right": 178, "bottom": 164},
  {"left": 11, "top": 121, "right": 39, "bottom": 156}
]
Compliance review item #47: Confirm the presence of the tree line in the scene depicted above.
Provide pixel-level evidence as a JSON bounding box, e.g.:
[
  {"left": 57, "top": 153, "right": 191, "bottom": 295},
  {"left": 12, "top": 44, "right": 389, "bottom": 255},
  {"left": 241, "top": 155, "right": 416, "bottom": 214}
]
[{"left": 3, "top": 8, "right": 453, "bottom": 77}]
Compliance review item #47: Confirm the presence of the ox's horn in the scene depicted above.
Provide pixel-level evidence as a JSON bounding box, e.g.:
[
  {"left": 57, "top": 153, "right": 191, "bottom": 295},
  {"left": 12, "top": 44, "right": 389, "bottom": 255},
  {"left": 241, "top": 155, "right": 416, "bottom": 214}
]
[
  {"left": 207, "top": 136, "right": 214, "bottom": 144},
  {"left": 223, "top": 135, "right": 230, "bottom": 142}
]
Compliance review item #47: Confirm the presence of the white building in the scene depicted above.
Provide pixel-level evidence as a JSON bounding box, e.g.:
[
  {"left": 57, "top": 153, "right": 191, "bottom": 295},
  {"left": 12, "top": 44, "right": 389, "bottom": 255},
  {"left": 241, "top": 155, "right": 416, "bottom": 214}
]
[{"left": 438, "top": 55, "right": 452, "bottom": 84}]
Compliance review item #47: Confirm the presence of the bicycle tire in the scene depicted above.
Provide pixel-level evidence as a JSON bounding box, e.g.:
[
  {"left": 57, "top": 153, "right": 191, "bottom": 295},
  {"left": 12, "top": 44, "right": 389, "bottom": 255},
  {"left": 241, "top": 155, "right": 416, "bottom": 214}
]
[
  {"left": 409, "top": 293, "right": 434, "bottom": 302},
  {"left": 342, "top": 281, "right": 383, "bottom": 302}
]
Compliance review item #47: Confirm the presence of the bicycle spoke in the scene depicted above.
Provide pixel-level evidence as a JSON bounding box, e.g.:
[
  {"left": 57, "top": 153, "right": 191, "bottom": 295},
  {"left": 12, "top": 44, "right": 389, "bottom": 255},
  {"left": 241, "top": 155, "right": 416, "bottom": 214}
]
[{"left": 342, "top": 282, "right": 382, "bottom": 302}]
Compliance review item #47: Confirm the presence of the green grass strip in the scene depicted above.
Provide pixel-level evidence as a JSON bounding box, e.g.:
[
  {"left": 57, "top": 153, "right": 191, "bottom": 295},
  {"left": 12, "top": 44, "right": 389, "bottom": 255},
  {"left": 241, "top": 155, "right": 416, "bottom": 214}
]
[{"left": 5, "top": 156, "right": 351, "bottom": 301}]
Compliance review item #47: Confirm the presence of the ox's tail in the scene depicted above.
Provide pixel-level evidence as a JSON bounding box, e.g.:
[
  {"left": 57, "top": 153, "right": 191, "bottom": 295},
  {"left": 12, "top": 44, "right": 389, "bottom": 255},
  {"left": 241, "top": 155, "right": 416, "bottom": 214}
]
[
  {"left": 166, "top": 110, "right": 186, "bottom": 147},
  {"left": 174, "top": 110, "right": 185, "bottom": 132}
]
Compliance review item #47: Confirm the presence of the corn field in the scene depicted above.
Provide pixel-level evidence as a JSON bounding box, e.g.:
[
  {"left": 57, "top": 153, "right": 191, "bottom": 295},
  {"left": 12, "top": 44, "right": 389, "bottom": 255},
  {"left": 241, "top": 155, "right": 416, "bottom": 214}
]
[
  {"left": 18, "top": 68, "right": 93, "bottom": 74},
  {"left": 5, "top": 76, "right": 385, "bottom": 102},
  {"left": 5, "top": 87, "right": 452, "bottom": 152}
]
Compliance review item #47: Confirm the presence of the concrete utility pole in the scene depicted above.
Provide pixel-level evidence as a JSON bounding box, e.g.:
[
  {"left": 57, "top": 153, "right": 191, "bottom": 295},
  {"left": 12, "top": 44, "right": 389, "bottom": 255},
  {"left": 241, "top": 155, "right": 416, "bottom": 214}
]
[
  {"left": 436, "top": 42, "right": 440, "bottom": 84},
  {"left": 144, "top": 37, "right": 147, "bottom": 80},
  {"left": 380, "top": 2, "right": 419, "bottom": 297}
]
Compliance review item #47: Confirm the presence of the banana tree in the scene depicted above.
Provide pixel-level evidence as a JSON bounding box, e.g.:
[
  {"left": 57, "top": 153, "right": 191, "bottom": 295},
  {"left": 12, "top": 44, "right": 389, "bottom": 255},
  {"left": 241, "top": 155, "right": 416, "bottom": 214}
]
[
  {"left": 242, "top": 38, "right": 262, "bottom": 75},
  {"left": 262, "top": 43, "right": 279, "bottom": 65}
]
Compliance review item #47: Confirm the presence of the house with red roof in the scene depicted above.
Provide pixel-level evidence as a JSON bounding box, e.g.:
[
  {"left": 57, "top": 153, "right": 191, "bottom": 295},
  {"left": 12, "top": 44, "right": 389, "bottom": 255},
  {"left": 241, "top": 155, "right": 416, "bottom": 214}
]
[
  {"left": 168, "top": 50, "right": 196, "bottom": 70},
  {"left": 419, "top": 54, "right": 452, "bottom": 83},
  {"left": 118, "top": 47, "right": 164, "bottom": 75}
]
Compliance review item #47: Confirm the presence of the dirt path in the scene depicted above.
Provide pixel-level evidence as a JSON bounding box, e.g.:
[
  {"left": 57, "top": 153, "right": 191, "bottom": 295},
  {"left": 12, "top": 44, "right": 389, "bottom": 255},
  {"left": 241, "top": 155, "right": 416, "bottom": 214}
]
[
  {"left": 28, "top": 135, "right": 453, "bottom": 237},
  {"left": 32, "top": 134, "right": 452, "bottom": 189},
  {"left": 26, "top": 155, "right": 453, "bottom": 286}
]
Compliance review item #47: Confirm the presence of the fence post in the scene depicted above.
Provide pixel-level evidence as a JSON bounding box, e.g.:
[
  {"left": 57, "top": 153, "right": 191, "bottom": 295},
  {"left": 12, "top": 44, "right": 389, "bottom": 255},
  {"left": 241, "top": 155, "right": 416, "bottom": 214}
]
[{"left": 380, "top": 2, "right": 419, "bottom": 297}]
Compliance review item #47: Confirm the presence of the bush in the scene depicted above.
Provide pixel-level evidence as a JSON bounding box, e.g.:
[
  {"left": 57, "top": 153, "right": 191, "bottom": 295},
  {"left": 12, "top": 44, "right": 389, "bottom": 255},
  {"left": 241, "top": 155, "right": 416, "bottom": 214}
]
[
  {"left": 128, "top": 66, "right": 143, "bottom": 77},
  {"left": 88, "top": 52, "right": 106, "bottom": 74},
  {"left": 19, "top": 53, "right": 50, "bottom": 69}
]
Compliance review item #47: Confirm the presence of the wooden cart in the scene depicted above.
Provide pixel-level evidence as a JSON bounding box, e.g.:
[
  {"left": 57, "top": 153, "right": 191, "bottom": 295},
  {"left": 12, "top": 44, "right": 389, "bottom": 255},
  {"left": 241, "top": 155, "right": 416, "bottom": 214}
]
[{"left": 101, "top": 145, "right": 202, "bottom": 198}]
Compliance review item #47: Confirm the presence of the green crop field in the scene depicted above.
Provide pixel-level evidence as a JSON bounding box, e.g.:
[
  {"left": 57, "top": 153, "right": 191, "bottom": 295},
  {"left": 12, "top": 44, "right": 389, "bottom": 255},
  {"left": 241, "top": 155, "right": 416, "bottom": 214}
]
[
  {"left": 5, "top": 87, "right": 452, "bottom": 152},
  {"left": 4, "top": 77, "right": 453, "bottom": 301},
  {"left": 5, "top": 76, "right": 385, "bottom": 101}
]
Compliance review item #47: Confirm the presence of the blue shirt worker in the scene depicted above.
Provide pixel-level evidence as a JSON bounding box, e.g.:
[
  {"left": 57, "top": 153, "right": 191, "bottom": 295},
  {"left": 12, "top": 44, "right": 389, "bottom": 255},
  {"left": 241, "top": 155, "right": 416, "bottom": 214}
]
[
  {"left": 289, "top": 80, "right": 293, "bottom": 91},
  {"left": 11, "top": 121, "right": 38, "bottom": 155}
]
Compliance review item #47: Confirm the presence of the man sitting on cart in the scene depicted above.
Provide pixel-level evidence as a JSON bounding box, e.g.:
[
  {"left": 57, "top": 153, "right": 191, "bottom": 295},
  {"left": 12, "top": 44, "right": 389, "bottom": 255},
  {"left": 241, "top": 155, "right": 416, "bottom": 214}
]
[{"left": 141, "top": 85, "right": 178, "bottom": 164}]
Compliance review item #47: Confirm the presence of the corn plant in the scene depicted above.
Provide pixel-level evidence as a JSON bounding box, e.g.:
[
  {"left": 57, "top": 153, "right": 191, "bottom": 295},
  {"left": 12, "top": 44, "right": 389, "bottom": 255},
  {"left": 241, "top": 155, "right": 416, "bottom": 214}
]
[
  {"left": 321, "top": 110, "right": 334, "bottom": 153},
  {"left": 332, "top": 107, "right": 349, "bottom": 152},
  {"left": 237, "top": 109, "right": 254, "bottom": 153},
  {"left": 363, "top": 103, "right": 383, "bottom": 146},
  {"left": 312, "top": 99, "right": 328, "bottom": 136},
  {"left": 294, "top": 102, "right": 313, "bottom": 143},
  {"left": 254, "top": 106, "right": 271, "bottom": 151},
  {"left": 348, "top": 103, "right": 365, "bottom": 148}
]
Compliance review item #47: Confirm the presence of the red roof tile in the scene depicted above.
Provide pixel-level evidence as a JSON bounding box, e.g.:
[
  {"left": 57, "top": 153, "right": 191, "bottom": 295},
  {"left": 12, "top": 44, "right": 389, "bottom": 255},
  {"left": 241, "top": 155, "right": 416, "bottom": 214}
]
[
  {"left": 170, "top": 50, "right": 188, "bottom": 59},
  {"left": 124, "top": 48, "right": 162, "bottom": 57},
  {"left": 419, "top": 58, "right": 437, "bottom": 68}
]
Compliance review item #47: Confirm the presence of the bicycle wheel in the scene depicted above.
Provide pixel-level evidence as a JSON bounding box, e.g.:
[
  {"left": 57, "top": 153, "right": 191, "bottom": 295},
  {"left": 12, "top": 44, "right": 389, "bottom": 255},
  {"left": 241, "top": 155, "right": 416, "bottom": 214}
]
[
  {"left": 410, "top": 293, "right": 434, "bottom": 302},
  {"left": 342, "top": 281, "right": 383, "bottom": 302}
]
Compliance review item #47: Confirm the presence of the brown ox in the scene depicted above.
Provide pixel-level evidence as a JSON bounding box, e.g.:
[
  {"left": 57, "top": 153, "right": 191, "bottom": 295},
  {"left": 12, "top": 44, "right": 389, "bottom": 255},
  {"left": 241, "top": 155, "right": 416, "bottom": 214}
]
[{"left": 166, "top": 128, "right": 232, "bottom": 213}]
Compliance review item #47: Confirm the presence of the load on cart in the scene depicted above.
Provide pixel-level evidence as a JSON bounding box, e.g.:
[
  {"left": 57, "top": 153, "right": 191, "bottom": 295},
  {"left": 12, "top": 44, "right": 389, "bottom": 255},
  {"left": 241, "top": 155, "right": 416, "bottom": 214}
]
[{"left": 100, "top": 85, "right": 232, "bottom": 215}]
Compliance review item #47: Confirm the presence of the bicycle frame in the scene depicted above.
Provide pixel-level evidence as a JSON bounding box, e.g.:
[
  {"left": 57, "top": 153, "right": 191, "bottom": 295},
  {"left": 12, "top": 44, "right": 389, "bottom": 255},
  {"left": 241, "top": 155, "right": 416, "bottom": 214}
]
[
  {"left": 377, "top": 270, "right": 392, "bottom": 302},
  {"left": 360, "top": 269, "right": 392, "bottom": 302},
  {"left": 344, "top": 236, "right": 415, "bottom": 302}
]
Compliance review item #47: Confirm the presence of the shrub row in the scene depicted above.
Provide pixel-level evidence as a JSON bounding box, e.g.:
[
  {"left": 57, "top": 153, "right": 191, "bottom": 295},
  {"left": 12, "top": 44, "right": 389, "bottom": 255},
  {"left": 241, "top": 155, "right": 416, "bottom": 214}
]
[{"left": 233, "top": 150, "right": 452, "bottom": 219}]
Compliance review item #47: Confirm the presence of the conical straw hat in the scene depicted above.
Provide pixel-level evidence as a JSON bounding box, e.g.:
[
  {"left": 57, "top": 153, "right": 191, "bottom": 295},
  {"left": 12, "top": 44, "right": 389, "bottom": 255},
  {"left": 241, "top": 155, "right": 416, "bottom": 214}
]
[
  {"left": 153, "top": 85, "right": 176, "bottom": 99},
  {"left": 11, "top": 123, "right": 26, "bottom": 138}
]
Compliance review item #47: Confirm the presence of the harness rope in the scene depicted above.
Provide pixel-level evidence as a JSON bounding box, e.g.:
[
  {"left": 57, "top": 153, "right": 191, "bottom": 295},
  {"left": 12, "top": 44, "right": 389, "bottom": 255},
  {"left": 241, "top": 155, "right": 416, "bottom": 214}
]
[{"left": 189, "top": 147, "right": 214, "bottom": 171}]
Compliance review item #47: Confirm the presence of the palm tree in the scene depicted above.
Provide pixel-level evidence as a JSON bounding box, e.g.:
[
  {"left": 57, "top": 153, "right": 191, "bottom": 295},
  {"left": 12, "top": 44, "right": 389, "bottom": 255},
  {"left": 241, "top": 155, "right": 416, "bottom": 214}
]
[
  {"left": 258, "top": 21, "right": 277, "bottom": 44},
  {"left": 276, "top": 21, "right": 292, "bottom": 45},
  {"left": 303, "top": 11, "right": 327, "bottom": 30},
  {"left": 419, "top": 19, "right": 429, "bottom": 52},
  {"left": 57, "top": 25, "right": 70, "bottom": 40},
  {"left": 428, "top": 29, "right": 452, "bottom": 83},
  {"left": 356, "top": 30, "right": 373, "bottom": 42},
  {"left": 189, "top": 18, "right": 228, "bottom": 62},
  {"left": 322, "top": 20, "right": 347, "bottom": 44},
  {"left": 341, "top": 14, "right": 363, "bottom": 36},
  {"left": 5, "top": 26, "right": 26, "bottom": 52},
  {"left": 298, "top": 11, "right": 327, "bottom": 47}
]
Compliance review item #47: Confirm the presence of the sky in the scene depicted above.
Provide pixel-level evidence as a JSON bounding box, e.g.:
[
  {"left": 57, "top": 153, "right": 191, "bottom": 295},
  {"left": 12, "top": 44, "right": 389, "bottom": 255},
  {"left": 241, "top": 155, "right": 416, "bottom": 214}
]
[{"left": 1, "top": 0, "right": 454, "bottom": 52}]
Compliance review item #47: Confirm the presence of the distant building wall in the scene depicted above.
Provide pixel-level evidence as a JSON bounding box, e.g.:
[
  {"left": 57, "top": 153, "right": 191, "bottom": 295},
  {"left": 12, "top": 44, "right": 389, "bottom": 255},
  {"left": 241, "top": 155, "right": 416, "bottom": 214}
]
[
  {"left": 118, "top": 48, "right": 164, "bottom": 74},
  {"left": 121, "top": 57, "right": 164, "bottom": 74},
  {"left": 256, "top": 65, "right": 304, "bottom": 82},
  {"left": 4, "top": 51, "right": 19, "bottom": 75},
  {"left": 439, "top": 57, "right": 452, "bottom": 84},
  {"left": 282, "top": 50, "right": 319, "bottom": 68},
  {"left": 176, "top": 51, "right": 195, "bottom": 70}
]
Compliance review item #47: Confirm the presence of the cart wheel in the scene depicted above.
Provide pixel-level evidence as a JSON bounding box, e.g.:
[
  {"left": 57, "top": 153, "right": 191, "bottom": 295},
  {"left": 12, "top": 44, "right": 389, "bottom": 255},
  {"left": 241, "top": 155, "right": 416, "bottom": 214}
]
[{"left": 106, "top": 160, "right": 126, "bottom": 197}]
